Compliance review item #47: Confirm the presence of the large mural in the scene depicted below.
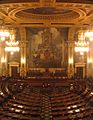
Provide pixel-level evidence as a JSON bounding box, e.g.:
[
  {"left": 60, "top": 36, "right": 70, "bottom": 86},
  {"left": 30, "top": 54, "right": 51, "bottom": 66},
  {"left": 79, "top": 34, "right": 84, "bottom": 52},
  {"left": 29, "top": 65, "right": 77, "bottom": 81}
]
[{"left": 26, "top": 28, "right": 68, "bottom": 68}]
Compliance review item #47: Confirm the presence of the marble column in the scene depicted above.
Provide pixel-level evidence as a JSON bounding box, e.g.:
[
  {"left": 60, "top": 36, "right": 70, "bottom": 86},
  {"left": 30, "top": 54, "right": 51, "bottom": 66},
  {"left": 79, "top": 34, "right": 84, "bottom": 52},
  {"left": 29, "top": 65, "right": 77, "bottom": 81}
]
[{"left": 19, "top": 27, "right": 27, "bottom": 77}]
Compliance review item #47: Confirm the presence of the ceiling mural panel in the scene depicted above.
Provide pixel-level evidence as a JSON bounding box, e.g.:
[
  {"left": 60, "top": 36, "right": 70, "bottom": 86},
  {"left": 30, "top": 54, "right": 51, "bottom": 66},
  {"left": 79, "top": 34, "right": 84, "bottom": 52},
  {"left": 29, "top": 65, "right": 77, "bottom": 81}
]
[{"left": 22, "top": 7, "right": 72, "bottom": 15}]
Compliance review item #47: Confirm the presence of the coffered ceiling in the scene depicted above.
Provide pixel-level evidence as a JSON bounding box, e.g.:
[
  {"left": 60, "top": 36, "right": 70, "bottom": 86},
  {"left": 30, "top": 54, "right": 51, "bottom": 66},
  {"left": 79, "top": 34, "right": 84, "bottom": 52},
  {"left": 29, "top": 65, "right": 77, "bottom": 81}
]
[{"left": 0, "top": 0, "right": 93, "bottom": 27}]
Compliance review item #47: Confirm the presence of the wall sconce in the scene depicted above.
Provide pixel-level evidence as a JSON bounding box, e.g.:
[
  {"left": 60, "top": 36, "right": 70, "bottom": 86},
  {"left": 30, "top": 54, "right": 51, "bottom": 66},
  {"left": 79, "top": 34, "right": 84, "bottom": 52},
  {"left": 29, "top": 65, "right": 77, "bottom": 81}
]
[
  {"left": 1, "top": 57, "right": 6, "bottom": 63},
  {"left": 21, "top": 58, "right": 26, "bottom": 64},
  {"left": 69, "top": 58, "right": 73, "bottom": 64},
  {"left": 87, "top": 58, "right": 92, "bottom": 64}
]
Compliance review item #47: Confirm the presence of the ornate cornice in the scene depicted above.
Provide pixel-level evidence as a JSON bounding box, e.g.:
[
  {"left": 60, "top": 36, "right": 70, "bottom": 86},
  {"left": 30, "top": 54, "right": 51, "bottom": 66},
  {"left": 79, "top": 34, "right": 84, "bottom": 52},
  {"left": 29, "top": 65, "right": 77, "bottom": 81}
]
[
  {"left": 0, "top": 0, "right": 93, "bottom": 4},
  {"left": 0, "top": 1, "right": 92, "bottom": 27}
]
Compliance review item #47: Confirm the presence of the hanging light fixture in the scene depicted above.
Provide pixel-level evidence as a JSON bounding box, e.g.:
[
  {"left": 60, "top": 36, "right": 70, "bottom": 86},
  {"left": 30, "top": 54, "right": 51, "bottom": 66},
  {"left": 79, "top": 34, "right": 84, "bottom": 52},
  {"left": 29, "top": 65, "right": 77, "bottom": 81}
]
[
  {"left": 0, "top": 19, "right": 11, "bottom": 54},
  {"left": 75, "top": 30, "right": 89, "bottom": 55},
  {"left": 84, "top": 24, "right": 93, "bottom": 41},
  {"left": 5, "top": 29, "right": 20, "bottom": 54},
  {"left": 85, "top": 31, "right": 93, "bottom": 41},
  {"left": 0, "top": 19, "right": 19, "bottom": 54},
  {"left": 0, "top": 19, "right": 10, "bottom": 41},
  {"left": 0, "top": 30, "right": 10, "bottom": 41}
]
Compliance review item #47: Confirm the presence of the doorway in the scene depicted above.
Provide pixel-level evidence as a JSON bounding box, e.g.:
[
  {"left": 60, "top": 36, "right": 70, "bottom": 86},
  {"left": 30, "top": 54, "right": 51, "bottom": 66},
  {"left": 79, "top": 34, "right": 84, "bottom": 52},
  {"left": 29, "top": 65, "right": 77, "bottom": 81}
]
[
  {"left": 75, "top": 63, "right": 86, "bottom": 79},
  {"left": 76, "top": 67, "right": 83, "bottom": 78},
  {"left": 11, "top": 66, "right": 19, "bottom": 78},
  {"left": 8, "top": 62, "right": 19, "bottom": 78}
]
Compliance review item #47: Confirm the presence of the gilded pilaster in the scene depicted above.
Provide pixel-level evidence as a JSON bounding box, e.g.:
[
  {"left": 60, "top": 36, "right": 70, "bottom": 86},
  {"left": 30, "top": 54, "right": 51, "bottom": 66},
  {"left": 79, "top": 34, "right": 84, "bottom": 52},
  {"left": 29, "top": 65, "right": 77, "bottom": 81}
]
[
  {"left": 1, "top": 44, "right": 7, "bottom": 76},
  {"left": 67, "top": 28, "right": 75, "bottom": 78},
  {"left": 87, "top": 41, "right": 93, "bottom": 78},
  {"left": 19, "top": 27, "right": 26, "bottom": 77}
]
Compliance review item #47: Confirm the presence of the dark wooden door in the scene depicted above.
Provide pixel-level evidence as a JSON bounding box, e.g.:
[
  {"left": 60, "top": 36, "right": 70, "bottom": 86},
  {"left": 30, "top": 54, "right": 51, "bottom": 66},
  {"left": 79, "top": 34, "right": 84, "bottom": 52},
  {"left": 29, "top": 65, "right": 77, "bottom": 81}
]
[
  {"left": 77, "top": 67, "right": 83, "bottom": 78},
  {"left": 11, "top": 66, "right": 19, "bottom": 78}
]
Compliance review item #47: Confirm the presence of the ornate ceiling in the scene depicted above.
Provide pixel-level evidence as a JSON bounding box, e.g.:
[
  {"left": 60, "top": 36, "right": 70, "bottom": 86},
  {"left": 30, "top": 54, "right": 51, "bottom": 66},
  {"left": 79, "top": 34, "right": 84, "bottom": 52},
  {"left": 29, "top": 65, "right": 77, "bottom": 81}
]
[{"left": 0, "top": 0, "right": 93, "bottom": 27}]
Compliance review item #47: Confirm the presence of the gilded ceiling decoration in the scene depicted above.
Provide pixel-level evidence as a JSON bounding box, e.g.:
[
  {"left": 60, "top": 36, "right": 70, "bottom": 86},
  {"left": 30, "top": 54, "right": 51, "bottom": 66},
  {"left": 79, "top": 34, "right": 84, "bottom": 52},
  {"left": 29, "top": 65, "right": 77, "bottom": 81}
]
[{"left": 0, "top": 0, "right": 92, "bottom": 27}]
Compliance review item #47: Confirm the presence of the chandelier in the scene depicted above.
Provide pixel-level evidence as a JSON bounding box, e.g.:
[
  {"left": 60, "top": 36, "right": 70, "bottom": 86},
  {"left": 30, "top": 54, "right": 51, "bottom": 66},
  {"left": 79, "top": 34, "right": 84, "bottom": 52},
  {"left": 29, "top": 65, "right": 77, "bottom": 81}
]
[
  {"left": 85, "top": 31, "right": 93, "bottom": 41},
  {"left": 0, "top": 19, "right": 10, "bottom": 41},
  {"left": 0, "top": 27, "right": 10, "bottom": 41},
  {"left": 75, "top": 30, "right": 89, "bottom": 55},
  {"left": 84, "top": 23, "right": 93, "bottom": 41},
  {"left": 5, "top": 29, "right": 20, "bottom": 54},
  {"left": 0, "top": 19, "right": 20, "bottom": 54}
]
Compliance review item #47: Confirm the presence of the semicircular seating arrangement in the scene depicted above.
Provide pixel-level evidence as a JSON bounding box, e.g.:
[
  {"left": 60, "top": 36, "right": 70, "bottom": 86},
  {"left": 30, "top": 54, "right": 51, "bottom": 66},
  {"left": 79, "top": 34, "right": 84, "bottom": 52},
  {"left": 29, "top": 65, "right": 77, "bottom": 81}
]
[{"left": 0, "top": 79, "right": 92, "bottom": 120}]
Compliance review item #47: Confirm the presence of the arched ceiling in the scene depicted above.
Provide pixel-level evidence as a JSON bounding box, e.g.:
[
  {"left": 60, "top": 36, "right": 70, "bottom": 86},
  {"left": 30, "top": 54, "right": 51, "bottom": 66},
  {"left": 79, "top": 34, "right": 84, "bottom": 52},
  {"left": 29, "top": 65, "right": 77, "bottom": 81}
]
[{"left": 0, "top": 0, "right": 93, "bottom": 27}]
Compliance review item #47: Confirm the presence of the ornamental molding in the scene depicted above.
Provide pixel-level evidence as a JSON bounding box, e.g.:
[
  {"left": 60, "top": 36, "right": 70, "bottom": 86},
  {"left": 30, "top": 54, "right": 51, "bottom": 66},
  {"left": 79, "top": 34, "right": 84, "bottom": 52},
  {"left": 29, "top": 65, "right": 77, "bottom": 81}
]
[{"left": 0, "top": 2, "right": 92, "bottom": 27}]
